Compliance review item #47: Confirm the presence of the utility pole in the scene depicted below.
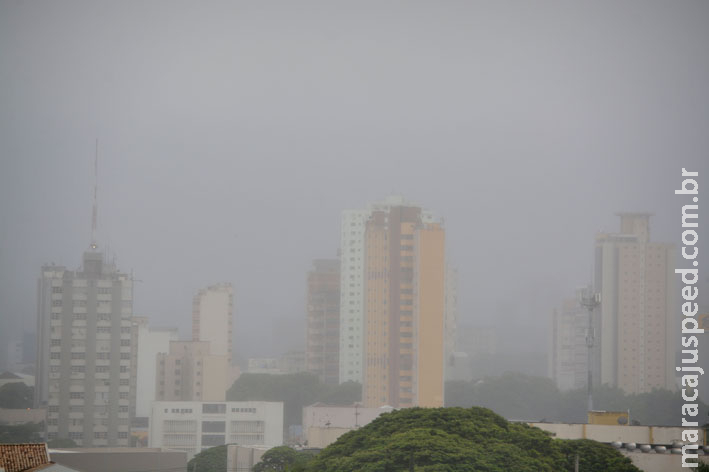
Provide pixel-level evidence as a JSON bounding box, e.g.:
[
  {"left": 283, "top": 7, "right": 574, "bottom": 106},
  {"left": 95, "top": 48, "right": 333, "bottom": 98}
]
[{"left": 579, "top": 287, "right": 601, "bottom": 413}]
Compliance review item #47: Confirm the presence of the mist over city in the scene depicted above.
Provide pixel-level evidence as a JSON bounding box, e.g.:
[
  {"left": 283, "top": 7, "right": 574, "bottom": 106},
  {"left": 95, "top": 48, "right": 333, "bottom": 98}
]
[{"left": 1, "top": 1, "right": 708, "bottom": 471}]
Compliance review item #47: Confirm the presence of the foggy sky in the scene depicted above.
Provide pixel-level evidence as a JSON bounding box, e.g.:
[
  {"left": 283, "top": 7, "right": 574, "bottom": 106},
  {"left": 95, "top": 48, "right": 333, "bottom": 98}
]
[{"left": 1, "top": 1, "right": 708, "bottom": 367}]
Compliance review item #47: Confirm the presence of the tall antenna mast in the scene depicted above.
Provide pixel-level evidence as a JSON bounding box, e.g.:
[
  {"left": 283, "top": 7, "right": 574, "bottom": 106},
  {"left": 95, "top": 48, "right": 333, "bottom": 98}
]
[{"left": 90, "top": 139, "right": 98, "bottom": 250}]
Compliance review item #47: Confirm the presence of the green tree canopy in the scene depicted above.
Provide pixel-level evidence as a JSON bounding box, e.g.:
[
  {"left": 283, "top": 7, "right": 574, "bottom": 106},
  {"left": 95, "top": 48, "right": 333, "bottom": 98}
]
[
  {"left": 227, "top": 373, "right": 361, "bottom": 428},
  {"left": 446, "top": 373, "right": 708, "bottom": 426},
  {"left": 187, "top": 444, "right": 229, "bottom": 472},
  {"left": 0, "top": 382, "right": 33, "bottom": 409},
  {"left": 252, "top": 445, "right": 316, "bottom": 472},
  {"left": 306, "top": 407, "right": 640, "bottom": 472},
  {"left": 0, "top": 422, "right": 42, "bottom": 443}
]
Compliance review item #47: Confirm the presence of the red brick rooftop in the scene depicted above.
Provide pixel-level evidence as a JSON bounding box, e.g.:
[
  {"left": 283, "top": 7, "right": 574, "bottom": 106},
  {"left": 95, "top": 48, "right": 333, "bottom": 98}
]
[{"left": 0, "top": 443, "right": 49, "bottom": 472}]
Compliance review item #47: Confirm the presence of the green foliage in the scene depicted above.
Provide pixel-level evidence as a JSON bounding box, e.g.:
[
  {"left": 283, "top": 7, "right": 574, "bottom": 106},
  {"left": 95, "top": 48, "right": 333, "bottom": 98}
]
[
  {"left": 445, "top": 373, "right": 708, "bottom": 426},
  {"left": 558, "top": 440, "right": 637, "bottom": 472},
  {"left": 47, "top": 437, "right": 78, "bottom": 448},
  {"left": 306, "top": 407, "right": 641, "bottom": 472},
  {"left": 696, "top": 461, "right": 709, "bottom": 472},
  {"left": 252, "top": 445, "right": 316, "bottom": 472},
  {"left": 318, "top": 381, "right": 362, "bottom": 406},
  {"left": 227, "top": 373, "right": 361, "bottom": 427},
  {"left": 0, "top": 422, "right": 42, "bottom": 443},
  {"left": 0, "top": 382, "right": 34, "bottom": 409},
  {"left": 187, "top": 444, "right": 228, "bottom": 472}
]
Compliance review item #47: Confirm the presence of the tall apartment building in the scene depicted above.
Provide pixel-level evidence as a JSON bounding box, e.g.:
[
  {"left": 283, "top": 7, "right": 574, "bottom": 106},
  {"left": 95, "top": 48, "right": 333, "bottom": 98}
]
[
  {"left": 339, "top": 196, "right": 435, "bottom": 385},
  {"left": 362, "top": 204, "right": 446, "bottom": 408},
  {"left": 35, "top": 249, "right": 133, "bottom": 446},
  {"left": 594, "top": 213, "right": 675, "bottom": 394},
  {"left": 192, "top": 283, "right": 233, "bottom": 360},
  {"left": 156, "top": 341, "right": 228, "bottom": 402},
  {"left": 306, "top": 259, "right": 340, "bottom": 386},
  {"left": 550, "top": 291, "right": 589, "bottom": 391}
]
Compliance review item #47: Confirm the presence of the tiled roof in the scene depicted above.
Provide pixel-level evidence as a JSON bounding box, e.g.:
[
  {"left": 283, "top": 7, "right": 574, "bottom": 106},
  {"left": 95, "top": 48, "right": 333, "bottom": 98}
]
[{"left": 0, "top": 443, "right": 49, "bottom": 472}]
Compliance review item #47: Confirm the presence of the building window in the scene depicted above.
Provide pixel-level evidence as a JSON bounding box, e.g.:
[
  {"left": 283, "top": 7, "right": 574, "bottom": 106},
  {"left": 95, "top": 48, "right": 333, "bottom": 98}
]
[
  {"left": 201, "top": 434, "right": 225, "bottom": 446},
  {"left": 202, "top": 421, "right": 225, "bottom": 433},
  {"left": 202, "top": 404, "right": 226, "bottom": 414}
]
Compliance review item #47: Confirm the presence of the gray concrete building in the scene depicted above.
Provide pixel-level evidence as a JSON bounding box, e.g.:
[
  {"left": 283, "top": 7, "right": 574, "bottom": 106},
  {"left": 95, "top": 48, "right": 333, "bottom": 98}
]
[{"left": 35, "top": 248, "right": 134, "bottom": 446}]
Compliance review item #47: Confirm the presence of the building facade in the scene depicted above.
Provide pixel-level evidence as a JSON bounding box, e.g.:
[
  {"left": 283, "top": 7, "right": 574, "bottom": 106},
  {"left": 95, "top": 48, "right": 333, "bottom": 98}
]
[
  {"left": 594, "top": 213, "right": 675, "bottom": 394},
  {"left": 132, "top": 317, "right": 179, "bottom": 419},
  {"left": 305, "top": 259, "right": 340, "bottom": 386},
  {"left": 155, "top": 341, "right": 228, "bottom": 402},
  {"left": 36, "top": 250, "right": 134, "bottom": 446},
  {"left": 549, "top": 291, "right": 590, "bottom": 391},
  {"left": 362, "top": 203, "right": 446, "bottom": 408},
  {"left": 192, "top": 283, "right": 233, "bottom": 360},
  {"left": 443, "top": 266, "right": 458, "bottom": 380},
  {"left": 149, "top": 401, "right": 283, "bottom": 459},
  {"left": 339, "top": 197, "right": 435, "bottom": 385}
]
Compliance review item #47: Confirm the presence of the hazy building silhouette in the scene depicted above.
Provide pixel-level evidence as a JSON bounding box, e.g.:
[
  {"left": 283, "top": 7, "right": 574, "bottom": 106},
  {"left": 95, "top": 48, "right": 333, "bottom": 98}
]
[
  {"left": 339, "top": 196, "right": 436, "bottom": 386},
  {"left": 131, "top": 317, "right": 178, "bottom": 420},
  {"left": 362, "top": 202, "right": 446, "bottom": 408},
  {"left": 594, "top": 213, "right": 675, "bottom": 394},
  {"left": 305, "top": 259, "right": 340, "bottom": 385},
  {"left": 550, "top": 291, "right": 589, "bottom": 391},
  {"left": 35, "top": 249, "right": 134, "bottom": 446},
  {"left": 443, "top": 266, "right": 458, "bottom": 380},
  {"left": 155, "top": 341, "right": 228, "bottom": 402},
  {"left": 192, "top": 283, "right": 233, "bottom": 361}
]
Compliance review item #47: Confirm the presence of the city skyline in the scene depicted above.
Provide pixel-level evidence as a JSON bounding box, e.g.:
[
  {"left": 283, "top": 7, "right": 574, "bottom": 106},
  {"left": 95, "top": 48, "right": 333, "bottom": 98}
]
[{"left": 1, "top": 0, "right": 707, "bottom": 378}]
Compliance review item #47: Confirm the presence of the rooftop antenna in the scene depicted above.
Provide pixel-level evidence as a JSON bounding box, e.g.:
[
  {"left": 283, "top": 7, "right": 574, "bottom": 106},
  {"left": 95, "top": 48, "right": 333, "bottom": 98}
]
[{"left": 90, "top": 139, "right": 98, "bottom": 250}]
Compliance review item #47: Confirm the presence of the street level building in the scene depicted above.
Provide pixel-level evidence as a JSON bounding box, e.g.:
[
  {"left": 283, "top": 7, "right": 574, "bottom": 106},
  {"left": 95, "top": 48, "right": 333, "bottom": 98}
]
[{"left": 149, "top": 401, "right": 283, "bottom": 459}]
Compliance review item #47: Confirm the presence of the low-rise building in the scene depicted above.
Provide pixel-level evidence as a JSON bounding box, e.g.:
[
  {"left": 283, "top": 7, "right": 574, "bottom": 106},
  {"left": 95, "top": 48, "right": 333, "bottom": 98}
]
[
  {"left": 149, "top": 401, "right": 283, "bottom": 459},
  {"left": 302, "top": 403, "right": 394, "bottom": 448},
  {"left": 528, "top": 421, "right": 709, "bottom": 472}
]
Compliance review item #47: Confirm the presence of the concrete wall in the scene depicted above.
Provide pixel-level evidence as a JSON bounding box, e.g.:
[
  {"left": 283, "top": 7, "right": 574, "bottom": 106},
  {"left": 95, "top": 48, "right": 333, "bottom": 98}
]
[
  {"left": 226, "top": 445, "right": 269, "bottom": 472},
  {"left": 528, "top": 422, "right": 704, "bottom": 446},
  {"left": 622, "top": 450, "right": 708, "bottom": 472},
  {"left": 305, "top": 426, "right": 352, "bottom": 449}
]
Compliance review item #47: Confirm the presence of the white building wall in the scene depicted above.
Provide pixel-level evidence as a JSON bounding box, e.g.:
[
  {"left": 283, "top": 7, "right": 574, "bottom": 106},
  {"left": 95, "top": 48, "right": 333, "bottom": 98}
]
[
  {"left": 339, "top": 210, "right": 368, "bottom": 384},
  {"left": 135, "top": 322, "right": 178, "bottom": 418},
  {"left": 149, "top": 401, "right": 283, "bottom": 460}
]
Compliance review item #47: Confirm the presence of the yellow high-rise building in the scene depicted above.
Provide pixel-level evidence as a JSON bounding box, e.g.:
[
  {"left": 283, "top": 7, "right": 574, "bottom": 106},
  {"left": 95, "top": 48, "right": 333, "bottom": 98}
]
[{"left": 363, "top": 204, "right": 445, "bottom": 408}]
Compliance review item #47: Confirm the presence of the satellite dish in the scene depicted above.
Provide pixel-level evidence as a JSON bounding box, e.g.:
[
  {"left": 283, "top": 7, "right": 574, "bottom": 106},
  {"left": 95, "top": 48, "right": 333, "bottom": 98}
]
[{"left": 617, "top": 416, "right": 628, "bottom": 425}]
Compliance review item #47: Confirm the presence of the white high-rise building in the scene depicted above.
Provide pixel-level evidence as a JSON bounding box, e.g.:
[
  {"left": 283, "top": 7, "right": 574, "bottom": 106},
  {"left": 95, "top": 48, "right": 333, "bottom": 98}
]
[
  {"left": 192, "top": 283, "right": 233, "bottom": 360},
  {"left": 339, "top": 209, "right": 369, "bottom": 384},
  {"left": 36, "top": 249, "right": 133, "bottom": 446}
]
